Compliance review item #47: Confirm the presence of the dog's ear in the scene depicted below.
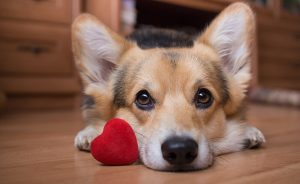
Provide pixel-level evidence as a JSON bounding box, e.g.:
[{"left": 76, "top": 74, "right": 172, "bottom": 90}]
[
  {"left": 72, "top": 14, "right": 131, "bottom": 86},
  {"left": 199, "top": 2, "right": 254, "bottom": 88},
  {"left": 198, "top": 3, "right": 255, "bottom": 114}
]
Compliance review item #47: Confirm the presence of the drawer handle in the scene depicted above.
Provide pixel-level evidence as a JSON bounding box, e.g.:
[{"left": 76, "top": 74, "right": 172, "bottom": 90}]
[
  {"left": 17, "top": 45, "right": 49, "bottom": 55},
  {"left": 294, "top": 33, "right": 300, "bottom": 39}
]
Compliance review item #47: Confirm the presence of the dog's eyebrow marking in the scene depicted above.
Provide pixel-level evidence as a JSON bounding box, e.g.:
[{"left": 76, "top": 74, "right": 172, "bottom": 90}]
[
  {"left": 192, "top": 54, "right": 230, "bottom": 105},
  {"left": 214, "top": 65, "right": 229, "bottom": 105},
  {"left": 194, "top": 59, "right": 229, "bottom": 105},
  {"left": 113, "top": 65, "right": 128, "bottom": 108},
  {"left": 194, "top": 79, "right": 203, "bottom": 86},
  {"left": 220, "top": 75, "right": 229, "bottom": 105},
  {"left": 81, "top": 94, "right": 95, "bottom": 109},
  {"left": 163, "top": 52, "right": 180, "bottom": 68}
]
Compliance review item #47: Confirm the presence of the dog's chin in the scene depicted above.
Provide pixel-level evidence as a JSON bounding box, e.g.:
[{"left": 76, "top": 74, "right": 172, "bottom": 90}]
[
  {"left": 160, "top": 161, "right": 215, "bottom": 172},
  {"left": 165, "top": 163, "right": 213, "bottom": 172},
  {"left": 142, "top": 160, "right": 214, "bottom": 172}
]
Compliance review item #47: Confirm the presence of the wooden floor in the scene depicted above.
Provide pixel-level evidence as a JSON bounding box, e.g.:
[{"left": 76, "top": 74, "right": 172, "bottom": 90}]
[{"left": 0, "top": 103, "right": 299, "bottom": 184}]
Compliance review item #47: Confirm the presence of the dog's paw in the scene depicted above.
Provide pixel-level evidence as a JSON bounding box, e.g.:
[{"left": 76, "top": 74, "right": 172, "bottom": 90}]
[
  {"left": 243, "top": 126, "right": 266, "bottom": 149},
  {"left": 74, "top": 126, "right": 99, "bottom": 151}
]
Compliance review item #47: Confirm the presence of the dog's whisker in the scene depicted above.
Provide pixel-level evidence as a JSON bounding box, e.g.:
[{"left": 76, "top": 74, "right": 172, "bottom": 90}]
[
  {"left": 134, "top": 131, "right": 147, "bottom": 138},
  {"left": 215, "top": 156, "right": 230, "bottom": 167}
]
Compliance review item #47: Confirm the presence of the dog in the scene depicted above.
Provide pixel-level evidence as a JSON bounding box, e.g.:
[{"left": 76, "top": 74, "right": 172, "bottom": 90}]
[{"left": 72, "top": 2, "right": 265, "bottom": 171}]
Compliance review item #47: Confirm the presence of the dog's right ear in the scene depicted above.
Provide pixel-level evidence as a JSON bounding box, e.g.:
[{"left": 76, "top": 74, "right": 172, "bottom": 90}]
[
  {"left": 72, "top": 14, "right": 131, "bottom": 86},
  {"left": 197, "top": 3, "right": 255, "bottom": 115}
]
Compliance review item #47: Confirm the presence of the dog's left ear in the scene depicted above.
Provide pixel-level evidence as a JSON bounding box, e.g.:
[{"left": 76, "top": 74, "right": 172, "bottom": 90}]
[
  {"left": 72, "top": 14, "right": 131, "bottom": 87},
  {"left": 198, "top": 3, "right": 255, "bottom": 114},
  {"left": 72, "top": 14, "right": 131, "bottom": 119}
]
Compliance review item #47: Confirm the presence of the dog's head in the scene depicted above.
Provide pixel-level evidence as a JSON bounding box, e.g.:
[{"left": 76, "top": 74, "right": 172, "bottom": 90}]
[{"left": 72, "top": 3, "right": 255, "bottom": 171}]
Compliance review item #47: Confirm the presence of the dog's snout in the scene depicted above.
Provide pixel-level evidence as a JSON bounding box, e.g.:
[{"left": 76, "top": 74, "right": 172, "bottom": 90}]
[{"left": 161, "top": 137, "right": 198, "bottom": 165}]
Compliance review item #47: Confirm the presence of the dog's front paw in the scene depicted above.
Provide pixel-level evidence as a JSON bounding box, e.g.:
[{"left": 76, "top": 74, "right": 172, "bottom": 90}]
[
  {"left": 243, "top": 126, "right": 266, "bottom": 149},
  {"left": 74, "top": 126, "right": 99, "bottom": 151}
]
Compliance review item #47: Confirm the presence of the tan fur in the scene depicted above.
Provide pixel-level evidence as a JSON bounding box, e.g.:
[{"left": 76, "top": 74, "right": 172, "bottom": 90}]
[
  {"left": 72, "top": 3, "right": 265, "bottom": 171},
  {"left": 199, "top": 3, "right": 255, "bottom": 115}
]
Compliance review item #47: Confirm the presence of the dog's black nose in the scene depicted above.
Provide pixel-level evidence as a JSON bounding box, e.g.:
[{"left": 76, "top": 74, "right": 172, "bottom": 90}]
[{"left": 161, "top": 137, "right": 198, "bottom": 165}]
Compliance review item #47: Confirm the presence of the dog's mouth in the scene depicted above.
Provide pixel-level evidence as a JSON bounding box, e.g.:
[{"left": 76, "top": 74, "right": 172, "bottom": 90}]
[
  {"left": 143, "top": 159, "right": 215, "bottom": 172},
  {"left": 164, "top": 164, "right": 210, "bottom": 172}
]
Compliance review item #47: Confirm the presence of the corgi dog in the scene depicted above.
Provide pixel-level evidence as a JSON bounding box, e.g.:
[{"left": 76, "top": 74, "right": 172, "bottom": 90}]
[{"left": 72, "top": 3, "right": 265, "bottom": 171}]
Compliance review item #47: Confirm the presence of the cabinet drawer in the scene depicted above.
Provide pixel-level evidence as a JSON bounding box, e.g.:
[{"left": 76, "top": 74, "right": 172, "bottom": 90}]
[
  {"left": 0, "top": 0, "right": 72, "bottom": 23},
  {"left": 0, "top": 20, "right": 73, "bottom": 76},
  {"left": 6, "top": 95, "right": 78, "bottom": 110}
]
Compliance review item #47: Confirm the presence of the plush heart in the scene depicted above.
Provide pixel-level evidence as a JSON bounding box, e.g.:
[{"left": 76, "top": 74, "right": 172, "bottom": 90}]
[{"left": 91, "top": 118, "right": 139, "bottom": 165}]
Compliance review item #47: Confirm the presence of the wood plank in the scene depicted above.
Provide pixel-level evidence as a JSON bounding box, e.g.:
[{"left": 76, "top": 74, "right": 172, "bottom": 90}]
[
  {"left": 257, "top": 14, "right": 300, "bottom": 32},
  {"left": 259, "top": 62, "right": 300, "bottom": 79},
  {"left": 0, "top": 76, "right": 81, "bottom": 94},
  {"left": 4, "top": 95, "right": 78, "bottom": 111},
  {"left": 259, "top": 78, "right": 300, "bottom": 90},
  {"left": 0, "top": 0, "right": 72, "bottom": 24},
  {"left": 258, "top": 30, "right": 300, "bottom": 51},
  {"left": 258, "top": 50, "right": 300, "bottom": 66},
  {"left": 0, "top": 103, "right": 299, "bottom": 183},
  {"left": 85, "top": 0, "right": 121, "bottom": 33},
  {"left": 155, "top": 0, "right": 227, "bottom": 12}
]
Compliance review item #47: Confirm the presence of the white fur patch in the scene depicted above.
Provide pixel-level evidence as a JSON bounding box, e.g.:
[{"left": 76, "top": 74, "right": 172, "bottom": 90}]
[
  {"left": 140, "top": 126, "right": 170, "bottom": 170},
  {"left": 79, "top": 20, "right": 122, "bottom": 83},
  {"left": 139, "top": 118, "right": 213, "bottom": 170},
  {"left": 74, "top": 125, "right": 101, "bottom": 151},
  {"left": 210, "top": 10, "right": 251, "bottom": 85},
  {"left": 211, "top": 121, "right": 265, "bottom": 155},
  {"left": 244, "top": 125, "right": 266, "bottom": 148},
  {"left": 211, "top": 120, "right": 246, "bottom": 155},
  {"left": 193, "top": 135, "right": 214, "bottom": 169}
]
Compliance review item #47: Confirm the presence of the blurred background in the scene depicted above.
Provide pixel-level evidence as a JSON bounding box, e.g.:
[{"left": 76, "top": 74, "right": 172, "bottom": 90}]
[{"left": 0, "top": 0, "right": 299, "bottom": 112}]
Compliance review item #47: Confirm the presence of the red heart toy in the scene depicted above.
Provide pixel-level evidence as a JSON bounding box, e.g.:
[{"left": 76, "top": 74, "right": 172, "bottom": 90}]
[{"left": 91, "top": 118, "right": 138, "bottom": 165}]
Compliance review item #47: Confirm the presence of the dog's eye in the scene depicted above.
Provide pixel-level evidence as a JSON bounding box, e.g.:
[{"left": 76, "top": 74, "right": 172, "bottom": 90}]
[
  {"left": 194, "top": 88, "right": 213, "bottom": 109},
  {"left": 135, "top": 90, "right": 155, "bottom": 110}
]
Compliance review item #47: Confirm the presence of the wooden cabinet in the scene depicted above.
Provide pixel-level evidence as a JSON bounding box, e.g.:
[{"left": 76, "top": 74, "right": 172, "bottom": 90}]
[
  {"left": 254, "top": 2, "right": 300, "bottom": 90},
  {"left": 0, "top": 0, "right": 73, "bottom": 23},
  {"left": 1, "top": 0, "right": 298, "bottom": 110},
  {"left": 0, "top": 20, "right": 72, "bottom": 76},
  {"left": 85, "top": 0, "right": 121, "bottom": 33},
  {"left": 0, "top": 0, "right": 81, "bottom": 110}
]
